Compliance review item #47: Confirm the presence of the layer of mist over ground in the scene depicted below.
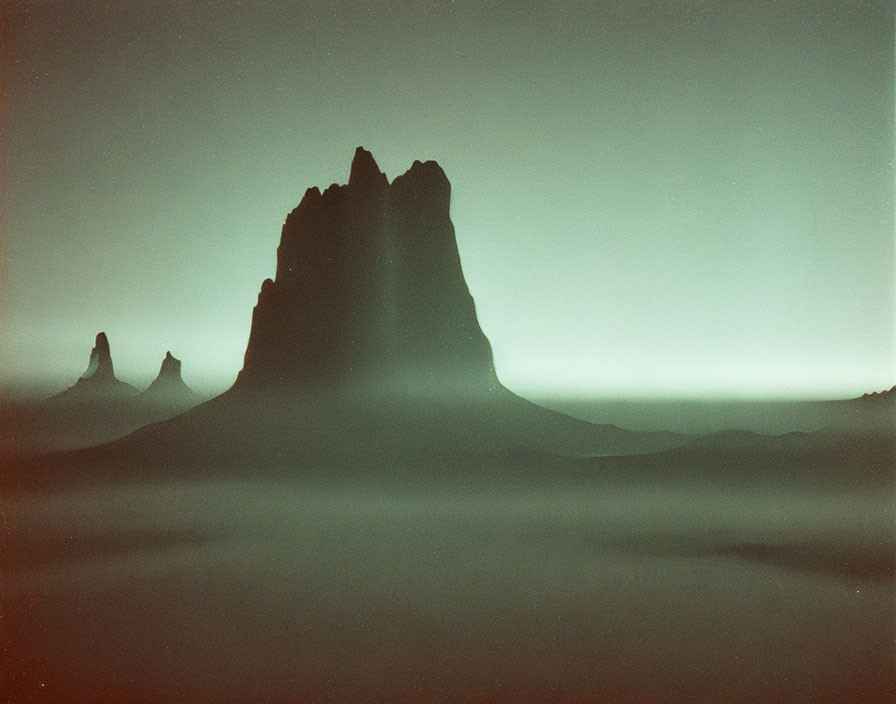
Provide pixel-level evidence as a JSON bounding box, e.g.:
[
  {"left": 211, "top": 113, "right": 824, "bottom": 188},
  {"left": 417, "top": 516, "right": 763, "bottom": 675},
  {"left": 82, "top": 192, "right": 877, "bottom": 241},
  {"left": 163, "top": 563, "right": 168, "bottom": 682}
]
[
  {"left": 533, "top": 397, "right": 852, "bottom": 435},
  {"left": 4, "top": 472, "right": 892, "bottom": 702}
]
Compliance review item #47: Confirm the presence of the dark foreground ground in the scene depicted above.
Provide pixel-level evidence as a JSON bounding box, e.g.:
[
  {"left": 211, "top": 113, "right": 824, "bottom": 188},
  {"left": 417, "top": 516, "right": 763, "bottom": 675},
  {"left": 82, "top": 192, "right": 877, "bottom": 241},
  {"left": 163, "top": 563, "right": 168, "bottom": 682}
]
[{"left": 3, "top": 468, "right": 893, "bottom": 703}]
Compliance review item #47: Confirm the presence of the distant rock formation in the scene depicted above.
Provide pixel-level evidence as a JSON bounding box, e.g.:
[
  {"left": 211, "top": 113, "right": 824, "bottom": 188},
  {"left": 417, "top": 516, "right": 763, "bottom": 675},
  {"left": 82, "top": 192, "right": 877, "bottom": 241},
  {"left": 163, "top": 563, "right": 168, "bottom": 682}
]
[
  {"left": 3, "top": 342, "right": 203, "bottom": 456},
  {"left": 140, "top": 351, "right": 195, "bottom": 405},
  {"left": 844, "top": 385, "right": 896, "bottom": 437},
  {"left": 236, "top": 147, "right": 499, "bottom": 396},
  {"left": 81, "top": 331, "right": 115, "bottom": 381},
  {"left": 858, "top": 385, "right": 896, "bottom": 403},
  {"left": 51, "top": 332, "right": 139, "bottom": 403}
]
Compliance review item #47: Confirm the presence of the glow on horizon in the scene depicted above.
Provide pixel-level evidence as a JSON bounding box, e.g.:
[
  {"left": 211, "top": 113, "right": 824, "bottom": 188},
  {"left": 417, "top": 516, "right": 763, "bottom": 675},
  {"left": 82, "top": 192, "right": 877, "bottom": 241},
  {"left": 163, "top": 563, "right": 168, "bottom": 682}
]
[
  {"left": 1, "top": 1, "right": 892, "bottom": 401},
  {"left": 3, "top": 290, "right": 892, "bottom": 401}
]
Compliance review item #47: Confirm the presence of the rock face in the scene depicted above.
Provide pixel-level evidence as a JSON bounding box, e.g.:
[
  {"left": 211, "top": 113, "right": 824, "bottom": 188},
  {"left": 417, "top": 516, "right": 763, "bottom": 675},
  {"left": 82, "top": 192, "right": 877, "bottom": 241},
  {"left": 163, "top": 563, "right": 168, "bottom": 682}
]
[
  {"left": 8, "top": 344, "right": 199, "bottom": 456},
  {"left": 235, "top": 147, "right": 499, "bottom": 396},
  {"left": 847, "top": 385, "right": 896, "bottom": 436},
  {"left": 859, "top": 386, "right": 896, "bottom": 403},
  {"left": 211, "top": 148, "right": 684, "bottom": 458},
  {"left": 52, "top": 332, "right": 139, "bottom": 403},
  {"left": 81, "top": 332, "right": 116, "bottom": 381},
  {"left": 141, "top": 351, "right": 194, "bottom": 403}
]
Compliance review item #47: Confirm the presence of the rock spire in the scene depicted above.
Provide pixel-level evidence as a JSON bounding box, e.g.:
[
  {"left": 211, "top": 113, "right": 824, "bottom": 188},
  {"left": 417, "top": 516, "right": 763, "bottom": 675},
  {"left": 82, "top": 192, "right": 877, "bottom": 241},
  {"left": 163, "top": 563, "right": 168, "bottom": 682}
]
[{"left": 81, "top": 332, "right": 115, "bottom": 381}]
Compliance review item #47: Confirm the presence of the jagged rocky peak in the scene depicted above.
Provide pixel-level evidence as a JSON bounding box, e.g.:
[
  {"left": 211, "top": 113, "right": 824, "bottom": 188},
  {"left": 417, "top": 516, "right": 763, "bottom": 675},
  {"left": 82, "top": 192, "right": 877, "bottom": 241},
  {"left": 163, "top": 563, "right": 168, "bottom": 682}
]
[
  {"left": 50, "top": 332, "right": 139, "bottom": 403},
  {"left": 81, "top": 332, "right": 115, "bottom": 381},
  {"left": 391, "top": 159, "right": 451, "bottom": 216},
  {"left": 859, "top": 385, "right": 896, "bottom": 402},
  {"left": 236, "top": 147, "right": 499, "bottom": 396},
  {"left": 348, "top": 146, "right": 388, "bottom": 188},
  {"left": 143, "top": 350, "right": 193, "bottom": 400},
  {"left": 147, "top": 351, "right": 191, "bottom": 392},
  {"left": 157, "top": 351, "right": 182, "bottom": 379}
]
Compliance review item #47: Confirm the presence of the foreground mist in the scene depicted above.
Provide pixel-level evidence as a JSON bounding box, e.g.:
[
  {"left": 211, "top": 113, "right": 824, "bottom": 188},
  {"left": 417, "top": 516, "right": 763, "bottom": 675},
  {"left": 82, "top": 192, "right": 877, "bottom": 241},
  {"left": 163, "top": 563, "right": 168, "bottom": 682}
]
[{"left": 5, "top": 473, "right": 893, "bottom": 703}]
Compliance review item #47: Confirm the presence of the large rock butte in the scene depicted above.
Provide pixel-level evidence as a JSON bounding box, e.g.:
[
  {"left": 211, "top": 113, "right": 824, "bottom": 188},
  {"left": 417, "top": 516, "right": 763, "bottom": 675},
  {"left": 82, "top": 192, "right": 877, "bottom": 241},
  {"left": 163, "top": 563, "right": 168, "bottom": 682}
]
[
  {"left": 195, "top": 149, "right": 684, "bottom": 457},
  {"left": 235, "top": 147, "right": 499, "bottom": 397}
]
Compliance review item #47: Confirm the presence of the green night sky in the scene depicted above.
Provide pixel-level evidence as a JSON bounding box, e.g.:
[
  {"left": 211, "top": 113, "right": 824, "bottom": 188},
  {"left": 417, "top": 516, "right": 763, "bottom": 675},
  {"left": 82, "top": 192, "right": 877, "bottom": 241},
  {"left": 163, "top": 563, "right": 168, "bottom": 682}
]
[{"left": 2, "top": 0, "right": 893, "bottom": 398}]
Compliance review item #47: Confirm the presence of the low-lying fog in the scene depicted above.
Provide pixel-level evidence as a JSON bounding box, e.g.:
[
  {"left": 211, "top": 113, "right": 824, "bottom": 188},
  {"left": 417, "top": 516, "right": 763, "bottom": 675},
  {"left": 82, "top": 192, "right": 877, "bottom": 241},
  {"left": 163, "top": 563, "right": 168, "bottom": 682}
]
[
  {"left": 533, "top": 397, "right": 854, "bottom": 435},
  {"left": 5, "top": 473, "right": 893, "bottom": 702}
]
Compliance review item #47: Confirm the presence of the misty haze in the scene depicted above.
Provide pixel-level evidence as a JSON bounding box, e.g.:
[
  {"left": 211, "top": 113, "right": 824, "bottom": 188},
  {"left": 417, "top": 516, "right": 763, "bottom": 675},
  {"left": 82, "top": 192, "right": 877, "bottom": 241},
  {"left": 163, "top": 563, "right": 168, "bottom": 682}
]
[
  {"left": 3, "top": 145, "right": 892, "bottom": 703},
  {"left": 2, "top": 2, "right": 893, "bottom": 703},
  {"left": 5, "top": 475, "right": 892, "bottom": 702}
]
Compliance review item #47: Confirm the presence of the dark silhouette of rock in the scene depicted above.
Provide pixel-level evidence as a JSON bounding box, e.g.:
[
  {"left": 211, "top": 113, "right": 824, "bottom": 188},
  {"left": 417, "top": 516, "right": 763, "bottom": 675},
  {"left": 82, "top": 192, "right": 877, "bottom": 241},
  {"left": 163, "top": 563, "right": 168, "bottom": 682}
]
[
  {"left": 82, "top": 332, "right": 115, "bottom": 381},
  {"left": 140, "top": 351, "right": 194, "bottom": 404},
  {"left": 51, "top": 332, "right": 139, "bottom": 403},
  {"left": 3, "top": 332, "right": 140, "bottom": 456},
  {"left": 843, "top": 384, "right": 896, "bottom": 436},
  {"left": 236, "top": 146, "right": 499, "bottom": 396},
  {"left": 348, "top": 145, "right": 389, "bottom": 188},
  {"left": 858, "top": 385, "right": 896, "bottom": 403},
  {"left": 214, "top": 147, "right": 676, "bottom": 460},
  {"left": 1, "top": 342, "right": 204, "bottom": 457}
]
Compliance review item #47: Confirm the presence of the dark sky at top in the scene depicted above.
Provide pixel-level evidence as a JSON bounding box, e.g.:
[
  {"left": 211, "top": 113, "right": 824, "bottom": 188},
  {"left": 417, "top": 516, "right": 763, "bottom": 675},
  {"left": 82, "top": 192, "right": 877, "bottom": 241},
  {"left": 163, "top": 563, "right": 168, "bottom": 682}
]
[{"left": 2, "top": 0, "right": 893, "bottom": 398}]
